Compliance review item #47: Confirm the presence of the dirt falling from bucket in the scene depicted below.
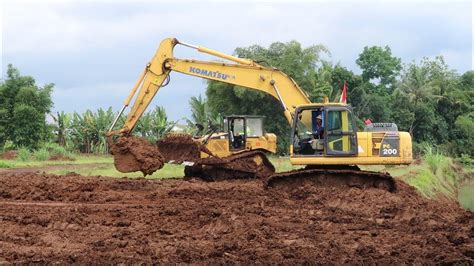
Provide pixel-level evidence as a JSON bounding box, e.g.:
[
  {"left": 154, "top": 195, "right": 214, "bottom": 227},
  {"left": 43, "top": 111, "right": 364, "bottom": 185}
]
[
  {"left": 157, "top": 134, "right": 208, "bottom": 163},
  {"left": 109, "top": 136, "right": 165, "bottom": 175}
]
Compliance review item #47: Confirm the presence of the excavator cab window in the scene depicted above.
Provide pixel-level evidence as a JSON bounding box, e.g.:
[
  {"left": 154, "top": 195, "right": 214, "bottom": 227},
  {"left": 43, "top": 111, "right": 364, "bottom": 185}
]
[
  {"left": 227, "top": 116, "right": 265, "bottom": 151},
  {"left": 292, "top": 106, "right": 358, "bottom": 156},
  {"left": 246, "top": 117, "right": 264, "bottom": 137},
  {"left": 293, "top": 108, "right": 325, "bottom": 155}
]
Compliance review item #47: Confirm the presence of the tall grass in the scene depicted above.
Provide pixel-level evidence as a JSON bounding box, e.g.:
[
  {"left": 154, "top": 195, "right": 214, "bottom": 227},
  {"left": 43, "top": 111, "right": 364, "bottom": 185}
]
[
  {"left": 0, "top": 161, "right": 11, "bottom": 168},
  {"left": 41, "top": 142, "right": 75, "bottom": 159},
  {"left": 407, "top": 145, "right": 459, "bottom": 199},
  {"left": 33, "top": 148, "right": 50, "bottom": 161},
  {"left": 17, "top": 148, "right": 31, "bottom": 162}
]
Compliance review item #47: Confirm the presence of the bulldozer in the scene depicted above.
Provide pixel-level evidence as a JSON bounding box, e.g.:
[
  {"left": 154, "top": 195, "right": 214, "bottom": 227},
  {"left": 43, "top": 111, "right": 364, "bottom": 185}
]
[
  {"left": 107, "top": 37, "right": 413, "bottom": 191},
  {"left": 156, "top": 115, "right": 277, "bottom": 180}
]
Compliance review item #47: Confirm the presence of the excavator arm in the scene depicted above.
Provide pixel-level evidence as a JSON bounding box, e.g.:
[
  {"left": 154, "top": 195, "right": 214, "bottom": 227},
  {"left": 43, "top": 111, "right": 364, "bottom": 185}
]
[{"left": 108, "top": 37, "right": 311, "bottom": 136}]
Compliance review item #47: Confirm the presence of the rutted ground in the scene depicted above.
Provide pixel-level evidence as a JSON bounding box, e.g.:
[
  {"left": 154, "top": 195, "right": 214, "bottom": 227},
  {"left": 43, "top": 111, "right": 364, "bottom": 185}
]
[{"left": 0, "top": 173, "right": 472, "bottom": 264}]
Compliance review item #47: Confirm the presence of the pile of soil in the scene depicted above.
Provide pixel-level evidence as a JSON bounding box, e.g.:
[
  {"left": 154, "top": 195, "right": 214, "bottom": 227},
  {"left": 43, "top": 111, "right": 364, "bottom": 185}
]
[
  {"left": 0, "top": 151, "right": 17, "bottom": 160},
  {"left": 0, "top": 172, "right": 472, "bottom": 264},
  {"left": 108, "top": 136, "right": 164, "bottom": 175},
  {"left": 48, "top": 154, "right": 75, "bottom": 161},
  {"left": 156, "top": 134, "right": 204, "bottom": 163}
]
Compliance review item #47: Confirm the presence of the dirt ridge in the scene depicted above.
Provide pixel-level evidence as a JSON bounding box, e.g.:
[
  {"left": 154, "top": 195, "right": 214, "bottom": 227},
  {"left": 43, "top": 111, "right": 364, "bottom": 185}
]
[{"left": 0, "top": 172, "right": 472, "bottom": 264}]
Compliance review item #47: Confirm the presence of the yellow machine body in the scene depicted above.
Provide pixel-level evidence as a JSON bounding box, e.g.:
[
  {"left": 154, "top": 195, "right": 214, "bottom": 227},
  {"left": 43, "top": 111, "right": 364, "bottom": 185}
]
[
  {"left": 290, "top": 131, "right": 413, "bottom": 165},
  {"left": 198, "top": 133, "right": 277, "bottom": 158}
]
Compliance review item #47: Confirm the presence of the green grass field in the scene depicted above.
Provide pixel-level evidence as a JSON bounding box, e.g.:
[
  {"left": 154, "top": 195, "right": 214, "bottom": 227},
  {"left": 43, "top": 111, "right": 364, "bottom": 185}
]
[{"left": 0, "top": 155, "right": 300, "bottom": 179}]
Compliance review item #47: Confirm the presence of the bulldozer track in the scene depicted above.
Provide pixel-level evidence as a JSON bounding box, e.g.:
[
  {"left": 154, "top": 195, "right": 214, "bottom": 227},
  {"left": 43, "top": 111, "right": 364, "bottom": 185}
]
[
  {"left": 186, "top": 150, "right": 275, "bottom": 180},
  {"left": 266, "top": 168, "right": 396, "bottom": 192}
]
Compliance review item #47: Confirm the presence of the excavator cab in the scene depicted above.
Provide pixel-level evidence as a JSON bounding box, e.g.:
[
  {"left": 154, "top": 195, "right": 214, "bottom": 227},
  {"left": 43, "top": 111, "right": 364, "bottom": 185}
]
[
  {"left": 292, "top": 105, "right": 358, "bottom": 156},
  {"left": 226, "top": 115, "right": 265, "bottom": 151}
]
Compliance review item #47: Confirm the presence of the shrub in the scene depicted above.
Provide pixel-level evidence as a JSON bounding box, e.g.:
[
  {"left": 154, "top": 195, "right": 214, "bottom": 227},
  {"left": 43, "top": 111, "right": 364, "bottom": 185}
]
[
  {"left": 2, "top": 141, "right": 15, "bottom": 152},
  {"left": 42, "top": 142, "right": 68, "bottom": 157},
  {"left": 17, "top": 147, "right": 31, "bottom": 162},
  {"left": 0, "top": 161, "right": 11, "bottom": 168},
  {"left": 33, "top": 148, "right": 50, "bottom": 161},
  {"left": 456, "top": 154, "right": 473, "bottom": 168}
]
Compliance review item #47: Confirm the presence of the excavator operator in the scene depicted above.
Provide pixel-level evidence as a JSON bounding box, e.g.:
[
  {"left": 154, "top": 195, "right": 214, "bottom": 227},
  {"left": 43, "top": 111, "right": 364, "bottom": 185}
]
[
  {"left": 311, "top": 110, "right": 325, "bottom": 153},
  {"left": 313, "top": 114, "right": 324, "bottom": 139}
]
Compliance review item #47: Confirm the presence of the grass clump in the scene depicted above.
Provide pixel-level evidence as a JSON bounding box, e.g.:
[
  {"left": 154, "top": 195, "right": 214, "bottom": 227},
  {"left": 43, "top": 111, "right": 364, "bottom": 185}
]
[
  {"left": 17, "top": 148, "right": 31, "bottom": 162},
  {"left": 40, "top": 142, "right": 76, "bottom": 160},
  {"left": 0, "top": 161, "right": 11, "bottom": 168},
  {"left": 34, "top": 148, "right": 50, "bottom": 161},
  {"left": 42, "top": 143, "right": 67, "bottom": 156},
  {"left": 407, "top": 145, "right": 458, "bottom": 199},
  {"left": 458, "top": 185, "right": 474, "bottom": 211}
]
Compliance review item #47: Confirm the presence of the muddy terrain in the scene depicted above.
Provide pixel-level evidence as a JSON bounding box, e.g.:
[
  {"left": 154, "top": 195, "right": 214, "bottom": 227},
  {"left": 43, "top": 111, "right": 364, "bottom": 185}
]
[{"left": 0, "top": 173, "right": 472, "bottom": 264}]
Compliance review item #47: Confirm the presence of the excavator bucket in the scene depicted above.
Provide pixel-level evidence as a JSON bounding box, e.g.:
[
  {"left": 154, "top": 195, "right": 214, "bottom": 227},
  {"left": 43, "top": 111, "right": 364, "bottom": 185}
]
[{"left": 108, "top": 136, "right": 165, "bottom": 176}]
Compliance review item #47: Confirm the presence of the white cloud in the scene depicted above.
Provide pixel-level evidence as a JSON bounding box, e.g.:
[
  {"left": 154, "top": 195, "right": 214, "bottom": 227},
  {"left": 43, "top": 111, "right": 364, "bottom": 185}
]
[
  {"left": 436, "top": 49, "right": 472, "bottom": 72},
  {"left": 2, "top": 0, "right": 472, "bottom": 119}
]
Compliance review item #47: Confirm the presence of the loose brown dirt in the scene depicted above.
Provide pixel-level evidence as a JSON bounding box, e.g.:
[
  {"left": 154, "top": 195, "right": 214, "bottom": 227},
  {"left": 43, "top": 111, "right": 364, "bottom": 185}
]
[
  {"left": 109, "top": 136, "right": 164, "bottom": 175},
  {"left": 0, "top": 151, "right": 17, "bottom": 160},
  {"left": 157, "top": 134, "right": 209, "bottom": 163},
  {"left": 0, "top": 172, "right": 472, "bottom": 264}
]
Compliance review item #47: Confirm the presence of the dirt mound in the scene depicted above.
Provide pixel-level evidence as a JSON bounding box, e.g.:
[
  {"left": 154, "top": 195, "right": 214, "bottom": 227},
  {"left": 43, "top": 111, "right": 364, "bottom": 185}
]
[
  {"left": 109, "top": 136, "right": 164, "bottom": 175},
  {"left": 0, "top": 150, "right": 17, "bottom": 160},
  {"left": 157, "top": 134, "right": 205, "bottom": 163},
  {"left": 186, "top": 151, "right": 275, "bottom": 181},
  {"left": 49, "top": 154, "right": 75, "bottom": 161},
  {"left": 0, "top": 172, "right": 472, "bottom": 264}
]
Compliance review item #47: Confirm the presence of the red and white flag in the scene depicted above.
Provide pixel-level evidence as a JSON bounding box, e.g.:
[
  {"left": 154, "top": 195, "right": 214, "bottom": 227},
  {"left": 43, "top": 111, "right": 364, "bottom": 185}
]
[{"left": 339, "top": 81, "right": 347, "bottom": 104}]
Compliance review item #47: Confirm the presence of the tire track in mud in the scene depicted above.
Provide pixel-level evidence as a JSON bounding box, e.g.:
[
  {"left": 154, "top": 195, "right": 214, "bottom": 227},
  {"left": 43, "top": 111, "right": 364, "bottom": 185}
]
[{"left": 0, "top": 172, "right": 472, "bottom": 264}]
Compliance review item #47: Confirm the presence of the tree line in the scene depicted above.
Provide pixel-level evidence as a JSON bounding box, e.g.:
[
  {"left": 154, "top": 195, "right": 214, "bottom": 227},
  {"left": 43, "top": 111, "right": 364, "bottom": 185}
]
[
  {"left": 0, "top": 40, "right": 472, "bottom": 157},
  {"left": 204, "top": 43, "right": 473, "bottom": 156}
]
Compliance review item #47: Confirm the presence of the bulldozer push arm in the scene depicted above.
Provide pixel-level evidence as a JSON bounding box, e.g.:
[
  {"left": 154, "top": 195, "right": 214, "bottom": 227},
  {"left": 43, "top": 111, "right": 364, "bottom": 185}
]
[{"left": 108, "top": 38, "right": 312, "bottom": 136}]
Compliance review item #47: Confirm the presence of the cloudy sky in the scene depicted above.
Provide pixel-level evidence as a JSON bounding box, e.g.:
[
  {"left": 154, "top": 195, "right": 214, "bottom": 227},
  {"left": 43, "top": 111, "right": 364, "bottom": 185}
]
[{"left": 1, "top": 0, "right": 472, "bottom": 121}]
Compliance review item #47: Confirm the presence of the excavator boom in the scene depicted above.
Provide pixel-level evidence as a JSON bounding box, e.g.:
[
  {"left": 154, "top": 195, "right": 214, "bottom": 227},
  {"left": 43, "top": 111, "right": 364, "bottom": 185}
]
[{"left": 109, "top": 38, "right": 311, "bottom": 136}]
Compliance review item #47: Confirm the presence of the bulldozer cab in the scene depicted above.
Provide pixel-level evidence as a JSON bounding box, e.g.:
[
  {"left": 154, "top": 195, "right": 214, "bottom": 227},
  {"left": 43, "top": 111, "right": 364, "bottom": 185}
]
[
  {"left": 292, "top": 105, "right": 358, "bottom": 156},
  {"left": 226, "top": 115, "right": 265, "bottom": 151}
]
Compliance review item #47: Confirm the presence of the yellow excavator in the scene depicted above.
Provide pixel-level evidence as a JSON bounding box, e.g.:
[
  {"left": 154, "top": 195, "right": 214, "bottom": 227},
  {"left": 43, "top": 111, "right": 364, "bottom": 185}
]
[{"left": 107, "top": 37, "right": 413, "bottom": 190}]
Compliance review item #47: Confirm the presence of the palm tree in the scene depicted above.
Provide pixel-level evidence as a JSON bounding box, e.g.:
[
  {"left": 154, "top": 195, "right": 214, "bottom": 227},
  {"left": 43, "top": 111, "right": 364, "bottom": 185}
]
[{"left": 187, "top": 95, "right": 221, "bottom": 135}]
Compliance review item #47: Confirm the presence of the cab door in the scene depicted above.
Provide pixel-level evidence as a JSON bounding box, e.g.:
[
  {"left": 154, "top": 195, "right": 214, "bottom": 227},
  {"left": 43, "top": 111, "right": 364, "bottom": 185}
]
[{"left": 324, "top": 107, "right": 358, "bottom": 156}]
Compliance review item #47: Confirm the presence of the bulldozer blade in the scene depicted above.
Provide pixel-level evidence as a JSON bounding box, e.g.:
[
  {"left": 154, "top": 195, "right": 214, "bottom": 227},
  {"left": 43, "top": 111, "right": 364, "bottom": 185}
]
[{"left": 184, "top": 150, "right": 275, "bottom": 181}]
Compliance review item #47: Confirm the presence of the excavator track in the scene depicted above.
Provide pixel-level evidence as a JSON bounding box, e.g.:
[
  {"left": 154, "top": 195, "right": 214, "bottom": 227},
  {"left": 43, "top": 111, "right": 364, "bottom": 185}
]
[
  {"left": 184, "top": 150, "right": 275, "bottom": 181},
  {"left": 266, "top": 166, "right": 396, "bottom": 192}
]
